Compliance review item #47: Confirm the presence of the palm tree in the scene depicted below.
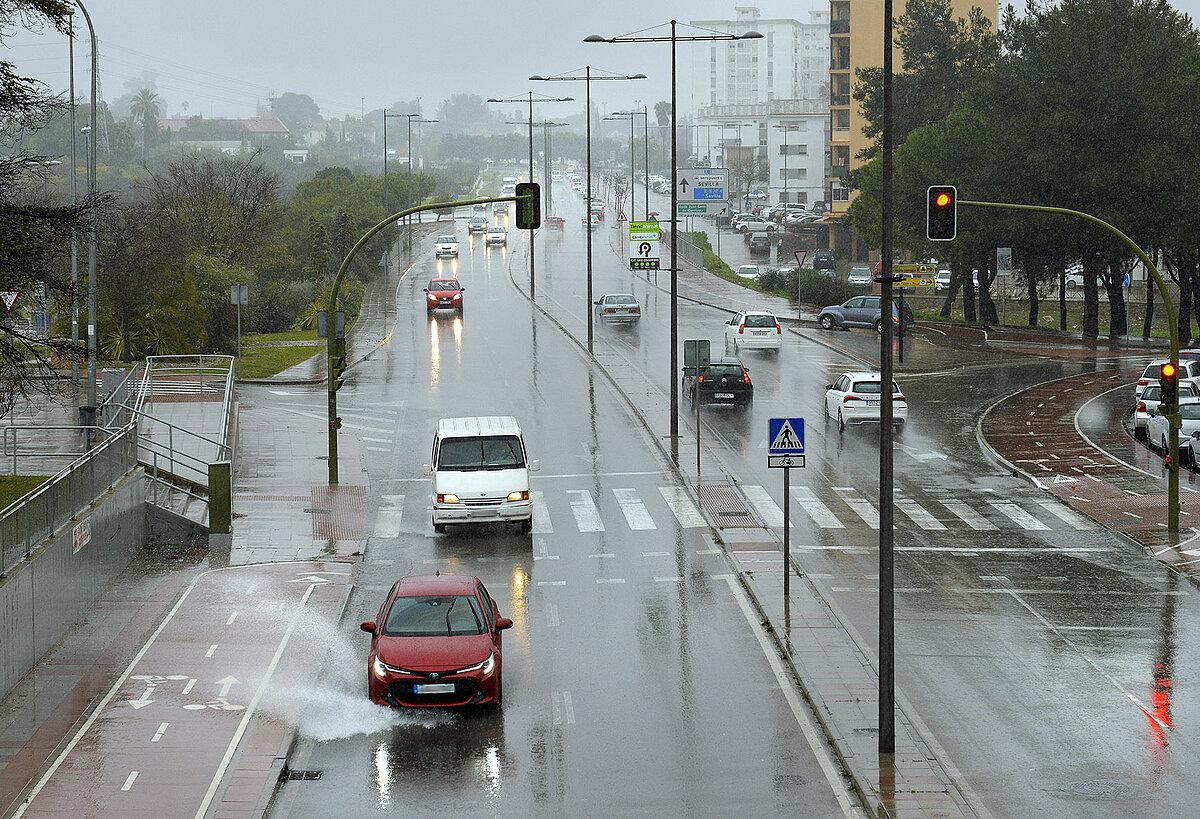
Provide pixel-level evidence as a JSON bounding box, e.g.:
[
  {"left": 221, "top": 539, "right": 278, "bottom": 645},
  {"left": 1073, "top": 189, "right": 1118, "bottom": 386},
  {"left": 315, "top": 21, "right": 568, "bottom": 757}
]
[{"left": 129, "top": 88, "right": 161, "bottom": 163}]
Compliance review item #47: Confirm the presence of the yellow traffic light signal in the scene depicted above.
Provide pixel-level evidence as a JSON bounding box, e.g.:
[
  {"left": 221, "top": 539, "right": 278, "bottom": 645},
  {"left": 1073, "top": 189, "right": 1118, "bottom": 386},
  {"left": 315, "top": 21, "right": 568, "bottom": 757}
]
[{"left": 927, "top": 185, "right": 957, "bottom": 241}]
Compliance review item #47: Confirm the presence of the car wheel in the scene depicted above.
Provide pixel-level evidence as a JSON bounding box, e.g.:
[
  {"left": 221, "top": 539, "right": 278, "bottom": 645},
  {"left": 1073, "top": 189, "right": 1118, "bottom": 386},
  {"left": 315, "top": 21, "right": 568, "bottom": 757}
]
[
  {"left": 819, "top": 314, "right": 835, "bottom": 331},
  {"left": 874, "top": 319, "right": 883, "bottom": 334},
  {"left": 519, "top": 518, "right": 532, "bottom": 535},
  {"left": 894, "top": 420, "right": 906, "bottom": 434},
  {"left": 1162, "top": 436, "right": 1169, "bottom": 455},
  {"left": 1066, "top": 280, "right": 1078, "bottom": 289},
  {"left": 433, "top": 523, "right": 446, "bottom": 534},
  {"left": 1134, "top": 426, "right": 1146, "bottom": 441},
  {"left": 838, "top": 411, "right": 846, "bottom": 433}
]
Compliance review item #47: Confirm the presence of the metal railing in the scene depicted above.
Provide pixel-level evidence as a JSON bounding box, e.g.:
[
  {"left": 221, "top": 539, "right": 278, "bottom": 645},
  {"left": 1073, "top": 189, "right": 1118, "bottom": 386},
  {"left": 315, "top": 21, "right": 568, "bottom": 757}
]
[
  {"left": 142, "top": 354, "right": 236, "bottom": 449},
  {"left": 2, "top": 425, "right": 107, "bottom": 474},
  {"left": 0, "top": 423, "right": 138, "bottom": 577}
]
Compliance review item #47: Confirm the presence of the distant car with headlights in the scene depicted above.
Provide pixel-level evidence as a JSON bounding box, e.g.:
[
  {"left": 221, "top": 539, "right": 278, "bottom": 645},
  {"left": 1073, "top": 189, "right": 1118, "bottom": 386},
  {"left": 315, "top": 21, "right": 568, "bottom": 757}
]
[
  {"left": 847, "top": 266, "right": 873, "bottom": 286},
  {"left": 434, "top": 235, "right": 460, "bottom": 258},
  {"left": 493, "top": 201, "right": 509, "bottom": 214},
  {"left": 544, "top": 215, "right": 566, "bottom": 229},
  {"left": 425, "top": 278, "right": 464, "bottom": 315},
  {"left": 594, "top": 293, "right": 641, "bottom": 324},
  {"left": 361, "top": 573, "right": 512, "bottom": 709},
  {"left": 486, "top": 226, "right": 507, "bottom": 246},
  {"left": 468, "top": 216, "right": 488, "bottom": 234},
  {"left": 428, "top": 416, "right": 538, "bottom": 534}
]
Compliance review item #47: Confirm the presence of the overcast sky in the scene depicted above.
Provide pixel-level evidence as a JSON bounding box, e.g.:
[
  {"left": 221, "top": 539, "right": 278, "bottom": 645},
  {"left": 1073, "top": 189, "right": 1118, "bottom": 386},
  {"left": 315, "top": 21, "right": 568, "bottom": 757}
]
[{"left": 7, "top": 0, "right": 1200, "bottom": 121}]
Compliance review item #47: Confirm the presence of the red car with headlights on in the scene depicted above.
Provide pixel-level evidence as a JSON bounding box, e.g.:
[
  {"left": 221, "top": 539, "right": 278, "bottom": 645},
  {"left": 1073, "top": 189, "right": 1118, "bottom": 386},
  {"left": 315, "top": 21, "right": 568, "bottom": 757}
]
[
  {"left": 544, "top": 215, "right": 565, "bottom": 229},
  {"left": 425, "top": 278, "right": 464, "bottom": 316},
  {"left": 361, "top": 574, "right": 512, "bottom": 709}
]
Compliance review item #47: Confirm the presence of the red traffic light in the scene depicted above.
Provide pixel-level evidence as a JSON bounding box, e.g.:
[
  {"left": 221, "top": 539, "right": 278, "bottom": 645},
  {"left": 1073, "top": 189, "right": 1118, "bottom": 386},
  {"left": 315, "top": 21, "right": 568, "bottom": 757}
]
[
  {"left": 927, "top": 185, "right": 957, "bottom": 241},
  {"left": 935, "top": 192, "right": 951, "bottom": 208}
]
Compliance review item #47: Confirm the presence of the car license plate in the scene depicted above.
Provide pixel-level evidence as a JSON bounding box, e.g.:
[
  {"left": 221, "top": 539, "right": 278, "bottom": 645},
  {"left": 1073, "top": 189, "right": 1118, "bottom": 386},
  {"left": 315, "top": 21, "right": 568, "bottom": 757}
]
[
  {"left": 414, "top": 683, "right": 455, "bottom": 695},
  {"left": 715, "top": 392, "right": 735, "bottom": 399},
  {"left": 866, "top": 400, "right": 880, "bottom": 407},
  {"left": 753, "top": 330, "right": 767, "bottom": 335}
]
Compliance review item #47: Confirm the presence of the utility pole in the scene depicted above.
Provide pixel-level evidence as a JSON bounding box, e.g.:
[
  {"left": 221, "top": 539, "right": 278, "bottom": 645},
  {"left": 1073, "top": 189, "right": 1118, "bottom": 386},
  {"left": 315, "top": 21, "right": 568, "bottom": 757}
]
[
  {"left": 68, "top": 14, "right": 79, "bottom": 404},
  {"left": 879, "top": 0, "right": 896, "bottom": 756},
  {"left": 76, "top": 0, "right": 98, "bottom": 438}
]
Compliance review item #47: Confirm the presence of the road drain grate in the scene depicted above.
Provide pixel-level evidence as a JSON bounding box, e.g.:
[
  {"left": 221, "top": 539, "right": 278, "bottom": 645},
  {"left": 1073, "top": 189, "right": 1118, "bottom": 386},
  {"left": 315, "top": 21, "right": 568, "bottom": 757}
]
[
  {"left": 1065, "top": 779, "right": 1134, "bottom": 799},
  {"left": 696, "top": 484, "right": 757, "bottom": 528},
  {"left": 284, "top": 769, "right": 323, "bottom": 781}
]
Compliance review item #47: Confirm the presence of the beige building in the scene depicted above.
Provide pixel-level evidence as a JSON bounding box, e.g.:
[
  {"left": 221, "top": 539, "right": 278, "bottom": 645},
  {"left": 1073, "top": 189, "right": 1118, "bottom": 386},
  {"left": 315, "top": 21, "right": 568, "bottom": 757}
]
[{"left": 828, "top": 0, "right": 997, "bottom": 256}]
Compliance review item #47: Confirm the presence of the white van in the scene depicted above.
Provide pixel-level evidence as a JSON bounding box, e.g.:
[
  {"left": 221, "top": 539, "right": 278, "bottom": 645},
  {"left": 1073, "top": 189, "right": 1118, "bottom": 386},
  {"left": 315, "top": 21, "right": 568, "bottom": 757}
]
[{"left": 428, "top": 417, "right": 537, "bottom": 533}]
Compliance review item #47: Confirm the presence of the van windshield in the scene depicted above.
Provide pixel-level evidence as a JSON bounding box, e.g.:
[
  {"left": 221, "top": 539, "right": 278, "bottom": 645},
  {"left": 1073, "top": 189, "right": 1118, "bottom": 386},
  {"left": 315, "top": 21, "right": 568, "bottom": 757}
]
[{"left": 439, "top": 435, "right": 525, "bottom": 471}]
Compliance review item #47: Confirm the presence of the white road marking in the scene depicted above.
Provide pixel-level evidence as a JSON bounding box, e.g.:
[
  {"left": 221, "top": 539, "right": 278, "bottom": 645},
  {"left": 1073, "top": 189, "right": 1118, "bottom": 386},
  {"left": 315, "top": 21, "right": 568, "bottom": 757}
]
[
  {"left": 614, "top": 488, "right": 656, "bottom": 530},
  {"left": 366, "top": 446, "right": 390, "bottom": 453},
  {"left": 182, "top": 678, "right": 196, "bottom": 695},
  {"left": 204, "top": 644, "right": 218, "bottom": 658},
  {"left": 225, "top": 612, "right": 237, "bottom": 626},
  {"left": 718, "top": 575, "right": 860, "bottom": 816},
  {"left": 120, "top": 771, "right": 139, "bottom": 792},
  {"left": 588, "top": 553, "right": 615, "bottom": 559},
  {"left": 567, "top": 490, "right": 604, "bottom": 532},
  {"left": 937, "top": 499, "right": 997, "bottom": 531},
  {"left": 361, "top": 437, "right": 392, "bottom": 444},
  {"left": 834, "top": 487, "right": 879, "bottom": 529},
  {"left": 791, "top": 487, "right": 844, "bottom": 529},
  {"left": 151, "top": 723, "right": 169, "bottom": 743},
  {"left": 895, "top": 497, "right": 947, "bottom": 531},
  {"left": 562, "top": 690, "right": 576, "bottom": 725},
  {"left": 654, "top": 576, "right": 684, "bottom": 582},
  {"left": 695, "top": 549, "right": 721, "bottom": 555},
  {"left": 642, "top": 551, "right": 669, "bottom": 557},
  {"left": 373, "top": 494, "right": 404, "bottom": 538},
  {"left": 1034, "top": 499, "right": 1091, "bottom": 530},
  {"left": 658, "top": 486, "right": 706, "bottom": 527},
  {"left": 531, "top": 490, "right": 554, "bottom": 534},
  {"left": 743, "top": 485, "right": 787, "bottom": 528},
  {"left": 216, "top": 676, "right": 239, "bottom": 698},
  {"left": 596, "top": 578, "right": 626, "bottom": 584},
  {"left": 537, "top": 580, "right": 566, "bottom": 587},
  {"left": 987, "top": 500, "right": 1050, "bottom": 530},
  {"left": 545, "top": 602, "right": 560, "bottom": 628}
]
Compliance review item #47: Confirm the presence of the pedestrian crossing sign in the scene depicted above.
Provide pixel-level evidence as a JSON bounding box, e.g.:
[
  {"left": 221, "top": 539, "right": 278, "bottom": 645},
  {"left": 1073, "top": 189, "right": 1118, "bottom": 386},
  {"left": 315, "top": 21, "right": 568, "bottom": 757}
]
[{"left": 768, "top": 418, "right": 805, "bottom": 456}]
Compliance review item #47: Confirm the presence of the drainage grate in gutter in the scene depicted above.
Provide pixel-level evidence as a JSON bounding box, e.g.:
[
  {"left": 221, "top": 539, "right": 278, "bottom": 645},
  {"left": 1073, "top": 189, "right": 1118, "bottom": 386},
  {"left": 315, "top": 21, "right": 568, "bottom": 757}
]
[{"left": 284, "top": 769, "right": 323, "bottom": 781}]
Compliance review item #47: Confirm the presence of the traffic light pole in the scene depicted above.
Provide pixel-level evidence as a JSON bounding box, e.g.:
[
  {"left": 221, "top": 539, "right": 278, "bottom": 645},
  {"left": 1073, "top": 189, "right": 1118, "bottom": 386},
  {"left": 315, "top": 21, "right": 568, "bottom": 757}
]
[
  {"left": 325, "top": 193, "right": 533, "bottom": 484},
  {"left": 961, "top": 199, "right": 1180, "bottom": 536}
]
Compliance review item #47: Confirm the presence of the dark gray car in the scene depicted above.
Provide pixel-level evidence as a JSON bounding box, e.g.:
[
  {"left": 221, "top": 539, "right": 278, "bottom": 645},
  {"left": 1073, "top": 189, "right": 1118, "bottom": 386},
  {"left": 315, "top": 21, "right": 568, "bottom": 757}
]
[{"left": 818, "top": 296, "right": 914, "bottom": 332}]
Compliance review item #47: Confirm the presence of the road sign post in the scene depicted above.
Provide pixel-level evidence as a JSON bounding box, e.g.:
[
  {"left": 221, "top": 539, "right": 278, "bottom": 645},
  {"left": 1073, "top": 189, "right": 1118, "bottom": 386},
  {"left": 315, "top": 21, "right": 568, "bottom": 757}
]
[
  {"left": 629, "top": 221, "right": 661, "bottom": 272},
  {"left": 229, "top": 284, "right": 248, "bottom": 360},
  {"left": 768, "top": 418, "right": 806, "bottom": 598},
  {"left": 684, "top": 340, "right": 711, "bottom": 478}
]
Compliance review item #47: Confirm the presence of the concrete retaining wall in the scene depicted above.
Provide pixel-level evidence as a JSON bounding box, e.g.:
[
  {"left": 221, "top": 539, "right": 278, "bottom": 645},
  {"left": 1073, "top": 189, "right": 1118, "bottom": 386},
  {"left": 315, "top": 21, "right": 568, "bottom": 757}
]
[{"left": 0, "top": 470, "right": 146, "bottom": 699}]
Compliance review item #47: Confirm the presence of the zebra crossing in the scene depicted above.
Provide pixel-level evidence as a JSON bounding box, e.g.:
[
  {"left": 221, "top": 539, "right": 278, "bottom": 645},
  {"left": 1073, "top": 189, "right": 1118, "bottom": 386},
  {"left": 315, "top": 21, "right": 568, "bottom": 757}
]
[{"left": 368, "top": 482, "right": 1094, "bottom": 538}]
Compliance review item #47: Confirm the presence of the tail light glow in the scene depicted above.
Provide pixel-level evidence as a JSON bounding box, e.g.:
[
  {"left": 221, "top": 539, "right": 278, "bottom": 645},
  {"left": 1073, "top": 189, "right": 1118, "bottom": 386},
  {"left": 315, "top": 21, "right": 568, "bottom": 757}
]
[{"left": 738, "top": 324, "right": 745, "bottom": 334}]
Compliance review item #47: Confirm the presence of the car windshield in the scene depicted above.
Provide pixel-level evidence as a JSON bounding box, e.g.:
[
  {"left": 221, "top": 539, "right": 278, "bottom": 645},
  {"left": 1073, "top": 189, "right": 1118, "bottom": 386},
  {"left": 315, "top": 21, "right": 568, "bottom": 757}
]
[
  {"left": 471, "top": 217, "right": 486, "bottom": 224},
  {"left": 383, "top": 595, "right": 484, "bottom": 637},
  {"left": 852, "top": 380, "right": 901, "bottom": 394},
  {"left": 744, "top": 314, "right": 776, "bottom": 328},
  {"left": 437, "top": 236, "right": 457, "bottom": 244},
  {"left": 706, "top": 364, "right": 744, "bottom": 379},
  {"left": 438, "top": 435, "right": 525, "bottom": 471},
  {"left": 430, "top": 280, "right": 460, "bottom": 291},
  {"left": 1142, "top": 386, "right": 1161, "bottom": 401},
  {"left": 607, "top": 295, "right": 637, "bottom": 305},
  {"left": 738, "top": 266, "right": 758, "bottom": 275},
  {"left": 1180, "top": 404, "right": 1200, "bottom": 420},
  {"left": 1143, "top": 364, "right": 1164, "bottom": 377}
]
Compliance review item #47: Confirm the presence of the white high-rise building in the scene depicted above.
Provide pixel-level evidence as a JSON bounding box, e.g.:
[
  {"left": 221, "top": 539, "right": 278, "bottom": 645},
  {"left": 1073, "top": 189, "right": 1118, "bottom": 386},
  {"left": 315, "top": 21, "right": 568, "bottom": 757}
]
[{"left": 690, "top": 7, "right": 830, "bottom": 207}]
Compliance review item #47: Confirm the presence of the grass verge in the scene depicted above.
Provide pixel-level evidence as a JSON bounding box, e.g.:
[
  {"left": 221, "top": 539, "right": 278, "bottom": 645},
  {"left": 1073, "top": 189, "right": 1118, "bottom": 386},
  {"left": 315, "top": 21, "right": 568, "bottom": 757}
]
[
  {"left": 0, "top": 475, "right": 49, "bottom": 510},
  {"left": 235, "top": 345, "right": 320, "bottom": 379},
  {"left": 243, "top": 328, "right": 318, "bottom": 345}
]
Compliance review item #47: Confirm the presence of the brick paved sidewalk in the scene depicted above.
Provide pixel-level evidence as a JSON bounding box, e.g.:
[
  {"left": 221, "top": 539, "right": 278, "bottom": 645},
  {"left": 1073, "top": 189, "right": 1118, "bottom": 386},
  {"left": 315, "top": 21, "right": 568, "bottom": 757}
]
[{"left": 980, "top": 366, "right": 1200, "bottom": 573}]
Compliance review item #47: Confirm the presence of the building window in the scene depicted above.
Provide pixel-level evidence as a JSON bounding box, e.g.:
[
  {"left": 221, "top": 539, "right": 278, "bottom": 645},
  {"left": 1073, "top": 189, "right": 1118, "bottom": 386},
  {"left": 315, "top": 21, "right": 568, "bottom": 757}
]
[
  {"left": 779, "top": 143, "right": 808, "bottom": 156},
  {"left": 832, "top": 187, "right": 850, "bottom": 201},
  {"left": 783, "top": 167, "right": 808, "bottom": 179}
]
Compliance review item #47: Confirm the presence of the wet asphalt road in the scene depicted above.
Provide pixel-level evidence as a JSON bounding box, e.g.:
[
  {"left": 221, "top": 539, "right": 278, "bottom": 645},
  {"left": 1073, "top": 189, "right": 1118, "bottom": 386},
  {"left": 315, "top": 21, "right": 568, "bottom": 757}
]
[
  {"left": 267, "top": 198, "right": 854, "bottom": 815},
  {"left": 264, "top": 175, "right": 1200, "bottom": 817}
]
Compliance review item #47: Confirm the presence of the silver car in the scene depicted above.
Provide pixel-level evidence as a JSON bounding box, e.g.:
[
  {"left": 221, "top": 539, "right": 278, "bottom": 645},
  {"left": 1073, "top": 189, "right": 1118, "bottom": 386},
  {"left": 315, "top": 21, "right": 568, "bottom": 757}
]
[{"left": 848, "top": 266, "right": 872, "bottom": 286}]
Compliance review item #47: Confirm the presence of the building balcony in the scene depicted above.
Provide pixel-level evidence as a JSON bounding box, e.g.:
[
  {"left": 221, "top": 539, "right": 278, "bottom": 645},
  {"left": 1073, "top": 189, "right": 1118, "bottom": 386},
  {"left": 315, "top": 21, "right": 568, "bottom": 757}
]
[
  {"left": 831, "top": 93, "right": 850, "bottom": 107},
  {"left": 831, "top": 19, "right": 850, "bottom": 35}
]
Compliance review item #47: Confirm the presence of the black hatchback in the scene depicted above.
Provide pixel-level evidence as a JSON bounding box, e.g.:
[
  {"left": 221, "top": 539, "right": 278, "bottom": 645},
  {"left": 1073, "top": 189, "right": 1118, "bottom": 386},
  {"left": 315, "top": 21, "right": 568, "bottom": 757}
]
[{"left": 683, "top": 357, "right": 753, "bottom": 408}]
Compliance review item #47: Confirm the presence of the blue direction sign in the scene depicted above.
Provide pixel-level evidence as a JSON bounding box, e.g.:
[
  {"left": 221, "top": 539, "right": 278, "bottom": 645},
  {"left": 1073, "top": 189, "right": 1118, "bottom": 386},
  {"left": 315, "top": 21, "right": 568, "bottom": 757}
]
[{"left": 768, "top": 418, "right": 805, "bottom": 455}]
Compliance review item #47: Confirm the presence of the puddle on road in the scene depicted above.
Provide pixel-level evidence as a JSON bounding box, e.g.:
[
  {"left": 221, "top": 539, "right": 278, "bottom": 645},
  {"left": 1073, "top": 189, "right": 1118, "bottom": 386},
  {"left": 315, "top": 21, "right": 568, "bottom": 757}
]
[{"left": 258, "top": 608, "right": 451, "bottom": 742}]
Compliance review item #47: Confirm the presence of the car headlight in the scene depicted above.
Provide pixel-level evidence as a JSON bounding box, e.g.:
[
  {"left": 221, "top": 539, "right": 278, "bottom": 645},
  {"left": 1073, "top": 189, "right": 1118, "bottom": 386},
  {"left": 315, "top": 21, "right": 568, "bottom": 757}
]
[
  {"left": 452, "top": 293, "right": 462, "bottom": 300},
  {"left": 454, "top": 653, "right": 495, "bottom": 676},
  {"left": 507, "top": 491, "right": 529, "bottom": 502},
  {"left": 427, "top": 294, "right": 437, "bottom": 301},
  {"left": 373, "top": 656, "right": 412, "bottom": 678},
  {"left": 437, "top": 493, "right": 459, "bottom": 504}
]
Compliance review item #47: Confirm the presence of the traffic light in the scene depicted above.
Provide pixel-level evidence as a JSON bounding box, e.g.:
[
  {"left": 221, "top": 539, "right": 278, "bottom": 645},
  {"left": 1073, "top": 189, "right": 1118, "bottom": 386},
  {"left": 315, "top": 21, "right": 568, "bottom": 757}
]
[
  {"left": 1160, "top": 361, "right": 1178, "bottom": 408},
  {"left": 515, "top": 182, "right": 541, "bottom": 230},
  {"left": 926, "top": 185, "right": 957, "bottom": 241},
  {"left": 331, "top": 338, "right": 347, "bottom": 392}
]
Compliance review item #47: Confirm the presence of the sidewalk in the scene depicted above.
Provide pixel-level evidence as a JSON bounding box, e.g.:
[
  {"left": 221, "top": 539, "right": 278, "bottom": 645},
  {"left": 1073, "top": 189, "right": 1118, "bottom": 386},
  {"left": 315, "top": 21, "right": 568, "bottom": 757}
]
[
  {"left": 510, "top": 252, "right": 979, "bottom": 817},
  {"left": 979, "top": 366, "right": 1200, "bottom": 573}
]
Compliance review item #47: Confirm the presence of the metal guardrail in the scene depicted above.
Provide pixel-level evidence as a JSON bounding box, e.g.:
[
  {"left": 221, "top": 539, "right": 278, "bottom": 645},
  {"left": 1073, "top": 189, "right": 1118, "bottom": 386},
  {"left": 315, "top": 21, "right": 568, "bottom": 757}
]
[
  {"left": 0, "top": 423, "right": 138, "bottom": 577},
  {"left": 2, "top": 425, "right": 107, "bottom": 474}
]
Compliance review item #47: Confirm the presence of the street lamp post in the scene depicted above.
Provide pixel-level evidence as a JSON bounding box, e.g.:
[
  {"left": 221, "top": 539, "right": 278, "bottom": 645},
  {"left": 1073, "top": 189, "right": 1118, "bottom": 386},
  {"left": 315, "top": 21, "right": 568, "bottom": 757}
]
[
  {"left": 603, "top": 113, "right": 637, "bottom": 221},
  {"left": 67, "top": 14, "right": 79, "bottom": 402},
  {"left": 608, "top": 109, "right": 650, "bottom": 220},
  {"left": 772, "top": 124, "right": 791, "bottom": 205},
  {"left": 75, "top": 0, "right": 98, "bottom": 435},
  {"left": 588, "top": 22, "right": 762, "bottom": 460},
  {"left": 533, "top": 67, "right": 647, "bottom": 353},
  {"left": 488, "top": 93, "right": 573, "bottom": 301},
  {"left": 383, "top": 111, "right": 437, "bottom": 252}
]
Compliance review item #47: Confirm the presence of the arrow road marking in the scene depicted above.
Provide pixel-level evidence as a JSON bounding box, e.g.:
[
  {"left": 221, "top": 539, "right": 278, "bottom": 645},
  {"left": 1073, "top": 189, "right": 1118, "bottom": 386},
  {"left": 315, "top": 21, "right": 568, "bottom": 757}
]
[
  {"left": 288, "top": 575, "right": 331, "bottom": 584},
  {"left": 127, "top": 687, "right": 155, "bottom": 709},
  {"left": 215, "top": 676, "right": 240, "bottom": 698}
]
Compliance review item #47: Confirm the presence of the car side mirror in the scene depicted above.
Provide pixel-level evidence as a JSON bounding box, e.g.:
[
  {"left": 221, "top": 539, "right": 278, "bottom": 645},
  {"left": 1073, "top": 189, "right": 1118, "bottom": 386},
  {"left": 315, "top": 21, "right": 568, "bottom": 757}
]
[
  {"left": 423, "top": 288, "right": 429, "bottom": 293},
  {"left": 423, "top": 463, "right": 433, "bottom": 474},
  {"left": 825, "top": 384, "right": 834, "bottom": 390},
  {"left": 530, "top": 459, "right": 542, "bottom": 473},
  {"left": 496, "top": 617, "right": 514, "bottom": 631},
  {"left": 359, "top": 620, "right": 376, "bottom": 633},
  {"left": 460, "top": 287, "right": 465, "bottom": 291}
]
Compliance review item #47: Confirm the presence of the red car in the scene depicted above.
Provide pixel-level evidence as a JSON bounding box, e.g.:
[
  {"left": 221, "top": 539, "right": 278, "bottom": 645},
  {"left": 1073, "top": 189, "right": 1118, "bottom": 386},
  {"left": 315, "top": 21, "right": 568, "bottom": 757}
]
[
  {"left": 425, "top": 278, "right": 464, "bottom": 316},
  {"left": 544, "top": 215, "right": 565, "bottom": 229},
  {"left": 361, "top": 574, "right": 512, "bottom": 709}
]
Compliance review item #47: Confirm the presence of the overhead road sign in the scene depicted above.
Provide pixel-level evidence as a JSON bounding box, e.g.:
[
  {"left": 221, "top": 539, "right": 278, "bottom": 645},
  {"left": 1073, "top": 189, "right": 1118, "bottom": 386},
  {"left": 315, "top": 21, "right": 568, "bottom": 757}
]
[
  {"left": 629, "top": 221, "right": 661, "bottom": 270},
  {"left": 675, "top": 168, "right": 728, "bottom": 216}
]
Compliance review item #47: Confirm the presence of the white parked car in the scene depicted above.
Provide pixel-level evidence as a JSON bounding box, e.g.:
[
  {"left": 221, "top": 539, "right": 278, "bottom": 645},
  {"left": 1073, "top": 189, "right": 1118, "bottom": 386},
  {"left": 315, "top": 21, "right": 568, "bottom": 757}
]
[
  {"left": 724, "top": 310, "right": 782, "bottom": 353},
  {"left": 934, "top": 270, "right": 952, "bottom": 291},
  {"left": 486, "top": 226, "right": 508, "bottom": 246},
  {"left": 434, "top": 234, "right": 460, "bottom": 258},
  {"left": 736, "top": 265, "right": 760, "bottom": 280},
  {"left": 824, "top": 371, "right": 907, "bottom": 432},
  {"left": 1135, "top": 382, "right": 1199, "bottom": 439},
  {"left": 1148, "top": 397, "right": 1200, "bottom": 464}
]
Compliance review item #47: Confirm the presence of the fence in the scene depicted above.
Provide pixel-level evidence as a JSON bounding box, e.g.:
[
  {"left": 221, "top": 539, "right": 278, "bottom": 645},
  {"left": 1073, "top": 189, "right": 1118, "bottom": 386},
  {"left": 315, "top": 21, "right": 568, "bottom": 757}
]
[{"left": 0, "top": 422, "right": 138, "bottom": 577}]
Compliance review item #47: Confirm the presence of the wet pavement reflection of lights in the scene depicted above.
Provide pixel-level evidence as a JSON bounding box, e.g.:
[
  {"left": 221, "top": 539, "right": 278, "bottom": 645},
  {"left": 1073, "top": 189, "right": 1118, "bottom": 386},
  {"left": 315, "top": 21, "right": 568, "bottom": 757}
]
[
  {"left": 429, "top": 317, "right": 440, "bottom": 388},
  {"left": 452, "top": 316, "right": 463, "bottom": 364},
  {"left": 477, "top": 745, "right": 502, "bottom": 794},
  {"left": 372, "top": 741, "right": 392, "bottom": 809},
  {"left": 510, "top": 565, "right": 530, "bottom": 652}
]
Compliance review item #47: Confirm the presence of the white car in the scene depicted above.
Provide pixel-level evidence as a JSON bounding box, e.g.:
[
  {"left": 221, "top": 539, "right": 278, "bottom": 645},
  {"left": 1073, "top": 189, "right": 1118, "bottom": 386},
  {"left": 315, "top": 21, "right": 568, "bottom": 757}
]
[
  {"left": 1135, "top": 382, "right": 1199, "bottom": 439},
  {"left": 486, "top": 226, "right": 508, "bottom": 246},
  {"left": 934, "top": 270, "right": 952, "bottom": 291},
  {"left": 428, "top": 416, "right": 538, "bottom": 533},
  {"left": 725, "top": 311, "right": 782, "bottom": 353},
  {"left": 736, "top": 265, "right": 760, "bottom": 280},
  {"left": 1133, "top": 359, "right": 1200, "bottom": 398},
  {"left": 1148, "top": 397, "right": 1200, "bottom": 464},
  {"left": 824, "top": 371, "right": 907, "bottom": 432},
  {"left": 434, "top": 235, "right": 460, "bottom": 258},
  {"left": 493, "top": 201, "right": 509, "bottom": 214},
  {"left": 847, "top": 267, "right": 873, "bottom": 286}
]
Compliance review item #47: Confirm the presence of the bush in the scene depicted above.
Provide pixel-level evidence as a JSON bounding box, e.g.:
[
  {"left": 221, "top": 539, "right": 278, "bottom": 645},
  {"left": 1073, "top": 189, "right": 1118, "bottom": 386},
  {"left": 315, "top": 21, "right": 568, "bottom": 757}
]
[
  {"left": 795, "top": 270, "right": 860, "bottom": 307},
  {"left": 253, "top": 280, "right": 314, "bottom": 333},
  {"left": 756, "top": 268, "right": 787, "bottom": 292}
]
